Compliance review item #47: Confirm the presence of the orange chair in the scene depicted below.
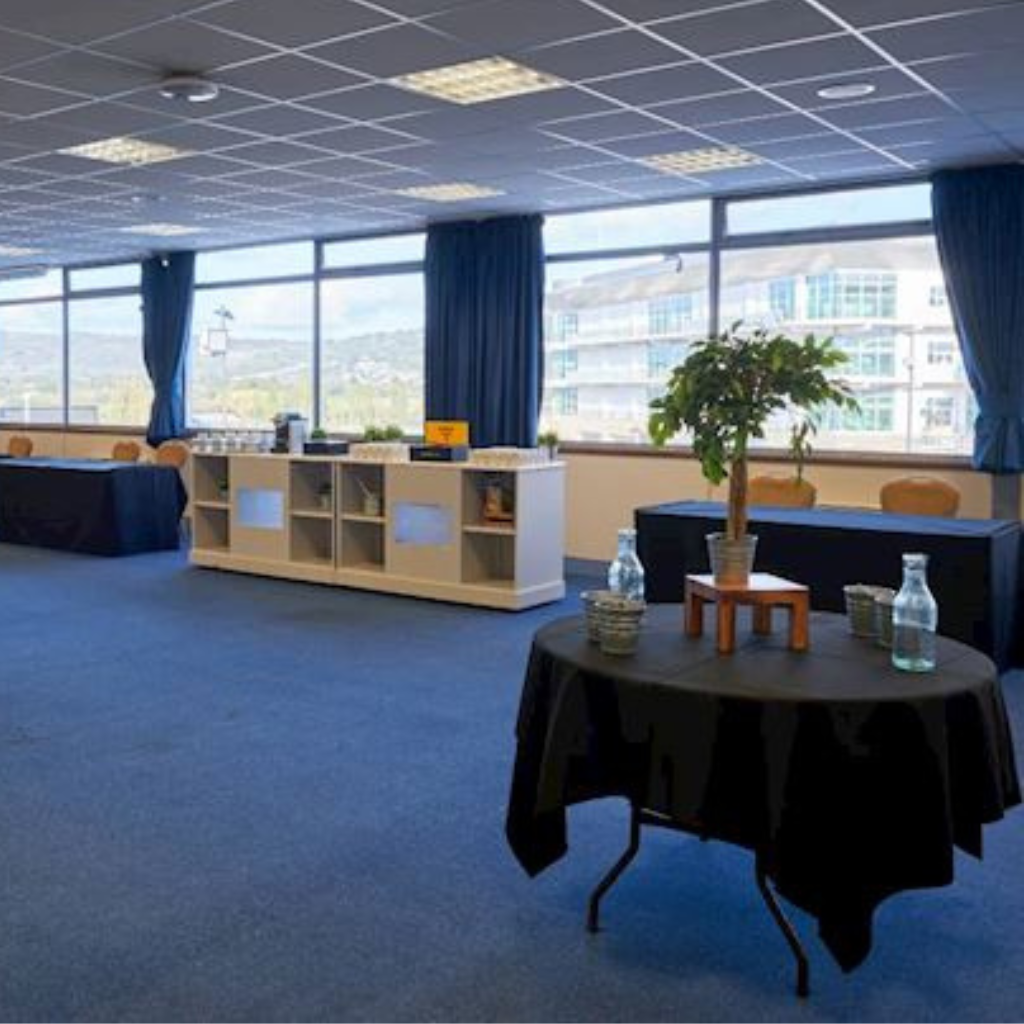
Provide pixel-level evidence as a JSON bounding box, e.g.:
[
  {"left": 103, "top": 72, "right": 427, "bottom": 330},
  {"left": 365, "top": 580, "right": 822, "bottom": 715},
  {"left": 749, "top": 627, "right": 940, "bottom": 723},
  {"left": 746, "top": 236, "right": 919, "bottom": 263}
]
[
  {"left": 7, "top": 435, "right": 33, "bottom": 458},
  {"left": 111, "top": 440, "right": 142, "bottom": 463},
  {"left": 880, "top": 476, "right": 960, "bottom": 517},
  {"left": 748, "top": 474, "right": 817, "bottom": 508},
  {"left": 155, "top": 441, "right": 189, "bottom": 469}
]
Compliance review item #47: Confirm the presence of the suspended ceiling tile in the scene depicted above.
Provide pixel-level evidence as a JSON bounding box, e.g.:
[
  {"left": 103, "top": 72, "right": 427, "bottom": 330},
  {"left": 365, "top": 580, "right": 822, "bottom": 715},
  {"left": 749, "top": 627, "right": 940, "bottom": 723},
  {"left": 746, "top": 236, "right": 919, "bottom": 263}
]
[
  {"left": 306, "top": 24, "right": 487, "bottom": 78},
  {"left": 718, "top": 35, "right": 888, "bottom": 85},
  {"left": 215, "top": 55, "right": 369, "bottom": 102},
  {"left": 94, "top": 19, "right": 276, "bottom": 73},
  {"left": 587, "top": 62, "right": 742, "bottom": 107},
  {"left": 425, "top": 0, "right": 620, "bottom": 52},
  {"left": 651, "top": 0, "right": 841, "bottom": 57},
  {"left": 193, "top": 0, "right": 397, "bottom": 49},
  {"left": 524, "top": 29, "right": 686, "bottom": 80}
]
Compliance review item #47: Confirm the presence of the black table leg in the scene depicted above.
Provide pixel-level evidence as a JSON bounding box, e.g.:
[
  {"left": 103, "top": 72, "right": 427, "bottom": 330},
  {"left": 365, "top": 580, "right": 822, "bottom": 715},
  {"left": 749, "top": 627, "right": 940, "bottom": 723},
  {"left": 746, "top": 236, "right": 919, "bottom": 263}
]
[
  {"left": 587, "top": 804, "right": 641, "bottom": 933},
  {"left": 755, "top": 856, "right": 810, "bottom": 998},
  {"left": 586, "top": 806, "right": 811, "bottom": 998}
]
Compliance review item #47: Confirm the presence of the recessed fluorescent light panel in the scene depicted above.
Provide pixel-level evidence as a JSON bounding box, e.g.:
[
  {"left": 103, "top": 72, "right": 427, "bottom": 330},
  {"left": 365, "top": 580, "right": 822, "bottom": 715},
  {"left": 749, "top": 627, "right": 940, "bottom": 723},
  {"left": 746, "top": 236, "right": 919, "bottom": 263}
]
[
  {"left": 119, "top": 223, "right": 204, "bottom": 237},
  {"left": 816, "top": 82, "right": 877, "bottom": 100},
  {"left": 0, "top": 244, "right": 42, "bottom": 257},
  {"left": 59, "top": 136, "right": 191, "bottom": 166},
  {"left": 642, "top": 147, "right": 763, "bottom": 175},
  {"left": 397, "top": 183, "right": 505, "bottom": 202},
  {"left": 393, "top": 56, "right": 564, "bottom": 105}
]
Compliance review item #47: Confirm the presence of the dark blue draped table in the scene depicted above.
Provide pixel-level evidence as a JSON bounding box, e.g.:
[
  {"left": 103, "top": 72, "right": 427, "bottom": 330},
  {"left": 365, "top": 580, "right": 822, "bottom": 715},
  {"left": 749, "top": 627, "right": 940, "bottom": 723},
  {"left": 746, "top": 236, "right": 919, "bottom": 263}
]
[
  {"left": 635, "top": 501, "right": 1022, "bottom": 671},
  {"left": 0, "top": 458, "right": 186, "bottom": 556}
]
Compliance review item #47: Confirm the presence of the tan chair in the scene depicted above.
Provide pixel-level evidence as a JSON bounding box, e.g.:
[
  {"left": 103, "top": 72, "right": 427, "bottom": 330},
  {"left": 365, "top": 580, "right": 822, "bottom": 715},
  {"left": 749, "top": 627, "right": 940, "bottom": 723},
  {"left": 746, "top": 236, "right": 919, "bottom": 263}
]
[
  {"left": 880, "top": 476, "right": 960, "bottom": 517},
  {"left": 111, "top": 440, "right": 142, "bottom": 463},
  {"left": 748, "top": 474, "right": 817, "bottom": 508},
  {"left": 7, "top": 435, "right": 33, "bottom": 458},
  {"left": 155, "top": 441, "right": 189, "bottom": 469}
]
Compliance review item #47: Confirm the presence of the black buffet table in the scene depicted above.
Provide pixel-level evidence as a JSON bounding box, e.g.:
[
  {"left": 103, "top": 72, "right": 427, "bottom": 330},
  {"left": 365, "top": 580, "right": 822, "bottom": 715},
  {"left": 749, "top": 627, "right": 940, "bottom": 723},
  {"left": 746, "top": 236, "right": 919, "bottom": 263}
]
[
  {"left": 0, "top": 459, "right": 186, "bottom": 556},
  {"left": 507, "top": 607, "right": 1019, "bottom": 990},
  {"left": 636, "top": 501, "right": 1022, "bottom": 670}
]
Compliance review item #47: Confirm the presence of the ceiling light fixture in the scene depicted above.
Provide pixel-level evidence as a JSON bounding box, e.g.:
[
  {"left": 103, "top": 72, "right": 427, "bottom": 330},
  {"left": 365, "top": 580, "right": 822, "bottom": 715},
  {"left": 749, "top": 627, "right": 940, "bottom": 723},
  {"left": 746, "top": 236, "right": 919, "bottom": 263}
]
[
  {"left": 816, "top": 82, "right": 877, "bottom": 101},
  {"left": 59, "top": 136, "right": 191, "bottom": 166},
  {"left": 641, "top": 147, "right": 763, "bottom": 175},
  {"left": 119, "top": 223, "right": 205, "bottom": 237},
  {"left": 0, "top": 244, "right": 43, "bottom": 258},
  {"left": 396, "top": 183, "right": 505, "bottom": 202},
  {"left": 159, "top": 73, "right": 220, "bottom": 104},
  {"left": 392, "top": 56, "right": 564, "bottom": 105}
]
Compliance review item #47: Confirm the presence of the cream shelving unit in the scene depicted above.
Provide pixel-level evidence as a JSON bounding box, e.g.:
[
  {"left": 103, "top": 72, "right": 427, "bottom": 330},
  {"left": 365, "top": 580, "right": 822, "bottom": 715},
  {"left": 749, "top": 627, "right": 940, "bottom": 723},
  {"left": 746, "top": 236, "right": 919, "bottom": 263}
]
[{"left": 189, "top": 453, "right": 564, "bottom": 610}]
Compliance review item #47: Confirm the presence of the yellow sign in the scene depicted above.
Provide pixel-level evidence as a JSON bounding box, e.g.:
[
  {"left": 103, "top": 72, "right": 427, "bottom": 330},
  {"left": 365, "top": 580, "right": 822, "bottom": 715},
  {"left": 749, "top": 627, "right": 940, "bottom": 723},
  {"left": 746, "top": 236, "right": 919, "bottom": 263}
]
[{"left": 425, "top": 420, "right": 470, "bottom": 446}]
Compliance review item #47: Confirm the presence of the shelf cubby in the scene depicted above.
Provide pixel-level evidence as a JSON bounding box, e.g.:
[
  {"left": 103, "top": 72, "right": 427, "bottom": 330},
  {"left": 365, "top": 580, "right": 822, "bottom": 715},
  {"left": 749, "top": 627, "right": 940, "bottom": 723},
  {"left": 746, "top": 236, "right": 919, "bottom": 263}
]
[
  {"left": 341, "top": 463, "right": 385, "bottom": 518},
  {"left": 290, "top": 515, "right": 334, "bottom": 567},
  {"left": 290, "top": 459, "right": 334, "bottom": 516},
  {"left": 462, "top": 530, "right": 515, "bottom": 586},
  {"left": 192, "top": 454, "right": 231, "bottom": 505},
  {"left": 193, "top": 503, "right": 230, "bottom": 552},
  {"left": 462, "top": 470, "right": 516, "bottom": 531},
  {"left": 340, "top": 517, "right": 385, "bottom": 571}
]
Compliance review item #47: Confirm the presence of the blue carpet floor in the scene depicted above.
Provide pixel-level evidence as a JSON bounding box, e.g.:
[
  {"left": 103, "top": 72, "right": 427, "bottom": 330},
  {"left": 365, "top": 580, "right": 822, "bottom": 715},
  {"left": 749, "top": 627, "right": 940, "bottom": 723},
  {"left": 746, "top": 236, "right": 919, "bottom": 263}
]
[{"left": 0, "top": 544, "right": 1022, "bottom": 1022}]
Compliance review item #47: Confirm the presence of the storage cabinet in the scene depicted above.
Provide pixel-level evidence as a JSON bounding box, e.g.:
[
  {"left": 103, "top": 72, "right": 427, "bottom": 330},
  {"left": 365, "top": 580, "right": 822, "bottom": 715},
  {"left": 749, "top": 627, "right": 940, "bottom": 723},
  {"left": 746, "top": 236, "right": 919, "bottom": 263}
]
[{"left": 190, "top": 453, "right": 564, "bottom": 610}]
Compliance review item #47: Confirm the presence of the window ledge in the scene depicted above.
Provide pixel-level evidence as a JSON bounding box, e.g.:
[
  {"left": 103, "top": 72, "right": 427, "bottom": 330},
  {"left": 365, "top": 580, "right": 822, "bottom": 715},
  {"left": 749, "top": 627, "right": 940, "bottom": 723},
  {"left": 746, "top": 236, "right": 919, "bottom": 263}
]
[
  {"left": 0, "top": 423, "right": 148, "bottom": 437},
  {"left": 559, "top": 441, "right": 976, "bottom": 472}
]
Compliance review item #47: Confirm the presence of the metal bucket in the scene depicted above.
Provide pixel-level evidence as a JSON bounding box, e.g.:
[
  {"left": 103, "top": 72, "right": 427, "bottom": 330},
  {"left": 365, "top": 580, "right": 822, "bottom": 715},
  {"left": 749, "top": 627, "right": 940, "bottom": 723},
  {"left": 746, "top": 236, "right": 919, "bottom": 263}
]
[{"left": 707, "top": 532, "right": 758, "bottom": 585}]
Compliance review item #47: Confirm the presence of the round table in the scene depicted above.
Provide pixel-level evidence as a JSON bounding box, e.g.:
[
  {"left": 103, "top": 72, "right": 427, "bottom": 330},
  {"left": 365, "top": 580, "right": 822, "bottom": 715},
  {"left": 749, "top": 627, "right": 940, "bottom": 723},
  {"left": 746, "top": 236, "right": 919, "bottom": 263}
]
[{"left": 506, "top": 606, "right": 1020, "bottom": 994}]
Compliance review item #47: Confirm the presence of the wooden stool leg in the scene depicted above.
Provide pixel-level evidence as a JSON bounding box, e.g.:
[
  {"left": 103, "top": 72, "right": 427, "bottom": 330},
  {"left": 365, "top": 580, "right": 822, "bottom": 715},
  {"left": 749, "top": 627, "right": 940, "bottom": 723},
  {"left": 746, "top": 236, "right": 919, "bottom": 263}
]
[
  {"left": 686, "top": 594, "right": 705, "bottom": 638},
  {"left": 753, "top": 605, "right": 772, "bottom": 636},
  {"left": 789, "top": 595, "right": 809, "bottom": 652},
  {"left": 717, "top": 599, "right": 736, "bottom": 654}
]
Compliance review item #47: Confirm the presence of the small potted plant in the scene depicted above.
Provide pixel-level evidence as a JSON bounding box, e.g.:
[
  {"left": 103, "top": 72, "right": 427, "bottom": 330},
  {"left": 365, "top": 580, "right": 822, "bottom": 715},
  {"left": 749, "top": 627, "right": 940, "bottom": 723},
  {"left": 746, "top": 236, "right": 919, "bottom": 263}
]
[
  {"left": 304, "top": 428, "right": 348, "bottom": 456},
  {"left": 352, "top": 424, "right": 408, "bottom": 462},
  {"left": 317, "top": 480, "right": 332, "bottom": 511},
  {"left": 648, "top": 322, "right": 856, "bottom": 584},
  {"left": 537, "top": 429, "right": 560, "bottom": 460}
]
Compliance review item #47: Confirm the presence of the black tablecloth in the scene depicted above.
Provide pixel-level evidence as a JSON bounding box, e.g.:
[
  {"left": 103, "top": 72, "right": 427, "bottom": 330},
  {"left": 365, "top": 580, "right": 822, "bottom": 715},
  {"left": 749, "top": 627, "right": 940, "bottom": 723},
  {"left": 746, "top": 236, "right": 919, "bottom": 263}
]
[
  {"left": 636, "top": 501, "right": 1022, "bottom": 670},
  {"left": 0, "top": 459, "right": 186, "bottom": 556},
  {"left": 507, "top": 607, "right": 1020, "bottom": 972}
]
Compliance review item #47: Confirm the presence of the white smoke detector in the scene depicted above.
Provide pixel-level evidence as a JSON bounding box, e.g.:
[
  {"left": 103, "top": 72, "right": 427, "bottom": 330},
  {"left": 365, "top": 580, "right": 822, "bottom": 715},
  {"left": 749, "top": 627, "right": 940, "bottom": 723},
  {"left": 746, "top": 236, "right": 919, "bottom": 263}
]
[{"left": 158, "top": 74, "right": 220, "bottom": 104}]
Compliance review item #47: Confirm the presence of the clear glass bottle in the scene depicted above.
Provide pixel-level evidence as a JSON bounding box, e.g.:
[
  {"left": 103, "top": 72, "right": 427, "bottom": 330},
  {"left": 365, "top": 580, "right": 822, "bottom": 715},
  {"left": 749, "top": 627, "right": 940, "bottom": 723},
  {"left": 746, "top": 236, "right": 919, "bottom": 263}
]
[
  {"left": 892, "top": 552, "right": 938, "bottom": 672},
  {"left": 608, "top": 528, "right": 645, "bottom": 601}
]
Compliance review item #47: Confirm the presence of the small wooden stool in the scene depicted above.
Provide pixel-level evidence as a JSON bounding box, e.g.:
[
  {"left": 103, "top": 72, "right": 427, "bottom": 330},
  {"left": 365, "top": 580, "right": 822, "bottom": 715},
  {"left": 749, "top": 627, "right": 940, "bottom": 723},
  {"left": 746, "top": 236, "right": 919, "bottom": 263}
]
[{"left": 685, "top": 573, "right": 810, "bottom": 654}]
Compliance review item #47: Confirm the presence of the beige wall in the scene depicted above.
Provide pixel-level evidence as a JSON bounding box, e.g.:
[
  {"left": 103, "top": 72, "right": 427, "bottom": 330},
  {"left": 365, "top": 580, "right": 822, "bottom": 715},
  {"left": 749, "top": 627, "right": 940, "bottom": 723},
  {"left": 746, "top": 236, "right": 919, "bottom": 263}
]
[
  {"left": 0, "top": 429, "right": 1008, "bottom": 565},
  {"left": 562, "top": 450, "right": 995, "bottom": 562},
  {"left": 0, "top": 429, "right": 155, "bottom": 462}
]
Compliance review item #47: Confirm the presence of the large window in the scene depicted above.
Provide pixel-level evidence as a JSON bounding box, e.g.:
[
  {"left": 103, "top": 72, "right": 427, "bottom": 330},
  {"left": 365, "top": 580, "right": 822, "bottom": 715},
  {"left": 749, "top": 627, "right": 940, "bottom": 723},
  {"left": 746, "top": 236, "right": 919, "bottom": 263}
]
[
  {"left": 68, "top": 294, "right": 148, "bottom": 425},
  {"left": 188, "top": 282, "right": 314, "bottom": 429},
  {"left": 0, "top": 300, "right": 63, "bottom": 423},
  {"left": 541, "top": 183, "right": 972, "bottom": 455},
  {"left": 543, "top": 251, "right": 711, "bottom": 443},
  {"left": 320, "top": 274, "right": 424, "bottom": 434},
  {"left": 543, "top": 201, "right": 711, "bottom": 444},
  {"left": 720, "top": 235, "right": 969, "bottom": 454}
]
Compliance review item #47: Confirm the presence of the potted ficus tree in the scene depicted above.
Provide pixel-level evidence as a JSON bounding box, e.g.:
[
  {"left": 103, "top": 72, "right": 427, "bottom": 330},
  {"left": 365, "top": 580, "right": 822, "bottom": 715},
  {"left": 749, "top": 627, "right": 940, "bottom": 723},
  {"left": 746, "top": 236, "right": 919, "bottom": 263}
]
[{"left": 648, "top": 322, "right": 857, "bottom": 585}]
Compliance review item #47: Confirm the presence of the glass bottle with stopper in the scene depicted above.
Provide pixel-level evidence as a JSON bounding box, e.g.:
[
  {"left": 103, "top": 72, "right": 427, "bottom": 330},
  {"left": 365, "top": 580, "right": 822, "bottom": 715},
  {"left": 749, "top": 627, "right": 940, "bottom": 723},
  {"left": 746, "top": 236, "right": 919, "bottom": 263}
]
[
  {"left": 892, "top": 552, "right": 938, "bottom": 672},
  {"left": 608, "top": 527, "right": 645, "bottom": 601}
]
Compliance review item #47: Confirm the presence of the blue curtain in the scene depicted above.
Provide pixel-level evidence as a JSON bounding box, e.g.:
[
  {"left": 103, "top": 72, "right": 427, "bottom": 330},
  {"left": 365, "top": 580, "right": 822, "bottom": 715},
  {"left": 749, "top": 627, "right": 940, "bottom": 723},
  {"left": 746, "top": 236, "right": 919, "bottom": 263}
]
[
  {"left": 932, "top": 165, "right": 1024, "bottom": 472},
  {"left": 141, "top": 251, "right": 195, "bottom": 448},
  {"left": 425, "top": 215, "right": 544, "bottom": 448}
]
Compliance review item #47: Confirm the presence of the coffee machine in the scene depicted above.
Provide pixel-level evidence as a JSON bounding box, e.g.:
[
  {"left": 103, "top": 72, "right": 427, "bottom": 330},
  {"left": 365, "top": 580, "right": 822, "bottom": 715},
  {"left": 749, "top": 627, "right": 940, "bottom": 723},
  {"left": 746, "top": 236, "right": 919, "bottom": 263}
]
[{"left": 272, "top": 412, "right": 307, "bottom": 454}]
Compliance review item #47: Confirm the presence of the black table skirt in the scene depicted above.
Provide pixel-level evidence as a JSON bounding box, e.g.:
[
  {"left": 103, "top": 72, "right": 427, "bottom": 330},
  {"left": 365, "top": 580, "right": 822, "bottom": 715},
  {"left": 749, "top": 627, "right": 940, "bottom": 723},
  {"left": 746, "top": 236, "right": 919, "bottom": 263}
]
[
  {"left": 507, "top": 608, "right": 1020, "bottom": 973},
  {"left": 636, "top": 501, "right": 1022, "bottom": 671},
  {"left": 0, "top": 459, "right": 186, "bottom": 556}
]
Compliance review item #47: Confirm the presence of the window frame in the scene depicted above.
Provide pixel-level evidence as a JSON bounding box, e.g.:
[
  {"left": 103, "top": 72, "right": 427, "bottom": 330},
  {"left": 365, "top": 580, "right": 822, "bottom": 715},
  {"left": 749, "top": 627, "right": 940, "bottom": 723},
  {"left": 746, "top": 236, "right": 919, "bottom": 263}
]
[
  {"left": 0, "top": 177, "right": 973, "bottom": 467},
  {"left": 544, "top": 177, "right": 961, "bottom": 462}
]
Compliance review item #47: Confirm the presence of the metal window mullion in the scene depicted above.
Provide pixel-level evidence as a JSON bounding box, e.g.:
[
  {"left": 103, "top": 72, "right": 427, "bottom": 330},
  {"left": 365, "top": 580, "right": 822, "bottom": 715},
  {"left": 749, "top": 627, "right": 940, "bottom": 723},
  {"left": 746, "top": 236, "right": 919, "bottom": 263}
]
[
  {"left": 61, "top": 268, "right": 70, "bottom": 428},
  {"left": 709, "top": 197, "right": 726, "bottom": 337},
  {"left": 313, "top": 266, "right": 322, "bottom": 430}
]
